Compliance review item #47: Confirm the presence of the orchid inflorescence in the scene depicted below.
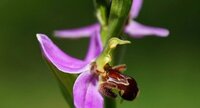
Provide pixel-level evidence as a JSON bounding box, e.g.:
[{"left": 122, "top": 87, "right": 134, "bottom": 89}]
[{"left": 37, "top": 0, "right": 169, "bottom": 108}]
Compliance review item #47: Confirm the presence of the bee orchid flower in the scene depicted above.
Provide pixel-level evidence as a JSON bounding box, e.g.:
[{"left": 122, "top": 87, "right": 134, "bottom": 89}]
[
  {"left": 37, "top": 32, "right": 139, "bottom": 108},
  {"left": 54, "top": 0, "right": 169, "bottom": 39}
]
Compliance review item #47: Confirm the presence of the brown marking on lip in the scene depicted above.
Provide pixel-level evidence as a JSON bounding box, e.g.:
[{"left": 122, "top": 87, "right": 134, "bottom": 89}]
[{"left": 98, "top": 63, "right": 139, "bottom": 100}]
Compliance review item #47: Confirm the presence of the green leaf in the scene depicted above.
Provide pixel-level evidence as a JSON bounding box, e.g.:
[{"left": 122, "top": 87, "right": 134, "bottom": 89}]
[{"left": 44, "top": 58, "right": 77, "bottom": 108}]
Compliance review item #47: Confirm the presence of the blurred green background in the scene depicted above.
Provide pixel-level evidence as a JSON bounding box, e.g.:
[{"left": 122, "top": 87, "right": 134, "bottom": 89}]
[{"left": 0, "top": 0, "right": 199, "bottom": 108}]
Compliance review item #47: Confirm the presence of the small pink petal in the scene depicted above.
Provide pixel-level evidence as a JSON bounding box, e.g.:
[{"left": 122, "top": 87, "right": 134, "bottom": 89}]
[
  {"left": 84, "top": 29, "right": 103, "bottom": 62},
  {"left": 73, "top": 71, "right": 103, "bottom": 108},
  {"left": 37, "top": 34, "right": 90, "bottom": 73},
  {"left": 125, "top": 21, "right": 169, "bottom": 38},
  {"left": 54, "top": 23, "right": 100, "bottom": 38},
  {"left": 130, "top": 0, "right": 143, "bottom": 19}
]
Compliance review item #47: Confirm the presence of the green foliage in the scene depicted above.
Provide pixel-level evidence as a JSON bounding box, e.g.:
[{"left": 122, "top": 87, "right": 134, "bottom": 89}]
[{"left": 45, "top": 59, "right": 77, "bottom": 108}]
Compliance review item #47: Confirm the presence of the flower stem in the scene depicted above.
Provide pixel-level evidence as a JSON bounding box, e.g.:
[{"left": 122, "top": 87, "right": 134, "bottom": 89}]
[
  {"left": 107, "top": 0, "right": 132, "bottom": 39},
  {"left": 105, "top": 97, "right": 116, "bottom": 108},
  {"left": 94, "top": 0, "right": 133, "bottom": 108}
]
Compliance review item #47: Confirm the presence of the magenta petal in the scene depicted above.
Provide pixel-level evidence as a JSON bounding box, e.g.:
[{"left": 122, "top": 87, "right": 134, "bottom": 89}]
[
  {"left": 130, "top": 0, "right": 143, "bottom": 19},
  {"left": 84, "top": 79, "right": 103, "bottom": 108},
  {"left": 73, "top": 71, "right": 103, "bottom": 108},
  {"left": 54, "top": 23, "right": 100, "bottom": 38},
  {"left": 84, "top": 29, "right": 103, "bottom": 62},
  {"left": 125, "top": 21, "right": 169, "bottom": 38},
  {"left": 37, "top": 34, "right": 90, "bottom": 74}
]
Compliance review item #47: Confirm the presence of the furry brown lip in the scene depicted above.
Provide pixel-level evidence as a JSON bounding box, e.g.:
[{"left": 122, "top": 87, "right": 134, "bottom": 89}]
[{"left": 95, "top": 63, "right": 139, "bottom": 101}]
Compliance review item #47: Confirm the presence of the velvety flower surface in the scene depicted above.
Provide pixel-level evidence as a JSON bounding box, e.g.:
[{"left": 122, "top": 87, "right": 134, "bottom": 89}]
[
  {"left": 37, "top": 31, "right": 103, "bottom": 108},
  {"left": 54, "top": 0, "right": 169, "bottom": 39}
]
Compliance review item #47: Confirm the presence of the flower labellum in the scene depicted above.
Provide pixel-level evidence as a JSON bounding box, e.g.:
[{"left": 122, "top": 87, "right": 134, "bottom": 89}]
[{"left": 93, "top": 63, "right": 139, "bottom": 101}]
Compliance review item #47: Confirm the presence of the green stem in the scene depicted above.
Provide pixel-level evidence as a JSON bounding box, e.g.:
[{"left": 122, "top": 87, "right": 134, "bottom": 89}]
[
  {"left": 105, "top": 97, "right": 116, "bottom": 108},
  {"left": 94, "top": 0, "right": 133, "bottom": 108},
  {"left": 107, "top": 0, "right": 132, "bottom": 40}
]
